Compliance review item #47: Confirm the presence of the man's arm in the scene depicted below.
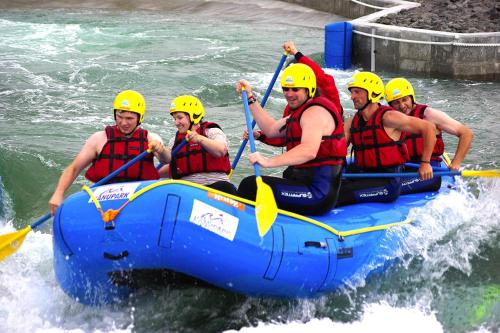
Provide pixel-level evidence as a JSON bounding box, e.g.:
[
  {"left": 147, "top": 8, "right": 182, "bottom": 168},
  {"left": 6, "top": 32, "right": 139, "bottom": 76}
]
[
  {"left": 249, "top": 106, "right": 333, "bottom": 167},
  {"left": 343, "top": 116, "right": 353, "bottom": 145},
  {"left": 48, "top": 131, "right": 103, "bottom": 215},
  {"left": 247, "top": 100, "right": 287, "bottom": 139},
  {"left": 148, "top": 132, "right": 171, "bottom": 164},
  {"left": 383, "top": 111, "right": 436, "bottom": 179},
  {"left": 257, "top": 130, "right": 287, "bottom": 147},
  {"left": 425, "top": 107, "right": 474, "bottom": 170},
  {"left": 236, "top": 79, "right": 286, "bottom": 138}
]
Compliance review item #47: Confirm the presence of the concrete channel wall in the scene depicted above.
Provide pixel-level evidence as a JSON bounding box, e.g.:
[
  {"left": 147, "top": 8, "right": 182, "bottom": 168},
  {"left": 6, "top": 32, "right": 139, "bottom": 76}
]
[{"left": 281, "top": 0, "right": 500, "bottom": 81}]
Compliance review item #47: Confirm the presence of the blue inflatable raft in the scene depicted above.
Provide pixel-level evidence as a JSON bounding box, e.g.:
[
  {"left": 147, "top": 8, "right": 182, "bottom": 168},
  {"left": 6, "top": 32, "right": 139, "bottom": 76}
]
[{"left": 53, "top": 174, "right": 454, "bottom": 305}]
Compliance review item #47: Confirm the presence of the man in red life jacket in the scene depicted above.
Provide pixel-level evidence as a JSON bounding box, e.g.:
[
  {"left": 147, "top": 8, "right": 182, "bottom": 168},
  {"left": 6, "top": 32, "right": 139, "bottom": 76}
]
[
  {"left": 248, "top": 40, "right": 343, "bottom": 147},
  {"left": 49, "top": 90, "right": 168, "bottom": 215},
  {"left": 236, "top": 63, "right": 347, "bottom": 215},
  {"left": 385, "top": 77, "right": 474, "bottom": 194},
  {"left": 157, "top": 95, "right": 236, "bottom": 195},
  {"left": 337, "top": 72, "right": 437, "bottom": 206}
]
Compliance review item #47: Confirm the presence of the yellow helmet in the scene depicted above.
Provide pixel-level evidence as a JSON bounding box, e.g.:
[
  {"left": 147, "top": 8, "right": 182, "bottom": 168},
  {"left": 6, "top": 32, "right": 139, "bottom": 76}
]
[
  {"left": 113, "top": 90, "right": 146, "bottom": 123},
  {"left": 280, "top": 63, "right": 316, "bottom": 98},
  {"left": 169, "top": 95, "right": 205, "bottom": 125},
  {"left": 385, "top": 77, "right": 416, "bottom": 103},
  {"left": 347, "top": 72, "right": 384, "bottom": 103}
]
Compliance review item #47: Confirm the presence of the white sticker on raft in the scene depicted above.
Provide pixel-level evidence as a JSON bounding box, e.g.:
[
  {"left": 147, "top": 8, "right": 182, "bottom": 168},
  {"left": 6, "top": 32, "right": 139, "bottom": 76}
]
[
  {"left": 87, "top": 182, "right": 141, "bottom": 202},
  {"left": 189, "top": 199, "right": 239, "bottom": 241}
]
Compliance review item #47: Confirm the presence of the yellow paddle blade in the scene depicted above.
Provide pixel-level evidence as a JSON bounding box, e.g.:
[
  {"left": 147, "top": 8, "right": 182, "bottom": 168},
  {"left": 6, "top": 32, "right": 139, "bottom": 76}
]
[
  {"left": 228, "top": 169, "right": 234, "bottom": 179},
  {"left": 462, "top": 169, "right": 500, "bottom": 178},
  {"left": 255, "top": 177, "right": 278, "bottom": 237},
  {"left": 0, "top": 226, "right": 32, "bottom": 262}
]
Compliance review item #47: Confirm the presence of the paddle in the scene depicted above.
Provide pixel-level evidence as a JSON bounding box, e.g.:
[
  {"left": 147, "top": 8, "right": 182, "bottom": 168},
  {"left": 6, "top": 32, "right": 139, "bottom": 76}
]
[
  {"left": 156, "top": 138, "right": 189, "bottom": 170},
  {"left": 342, "top": 169, "right": 500, "bottom": 179},
  {"left": 443, "top": 152, "right": 452, "bottom": 167},
  {"left": 0, "top": 149, "right": 153, "bottom": 262},
  {"left": 241, "top": 89, "right": 278, "bottom": 237},
  {"left": 405, "top": 162, "right": 450, "bottom": 172},
  {"left": 229, "top": 51, "right": 289, "bottom": 178}
]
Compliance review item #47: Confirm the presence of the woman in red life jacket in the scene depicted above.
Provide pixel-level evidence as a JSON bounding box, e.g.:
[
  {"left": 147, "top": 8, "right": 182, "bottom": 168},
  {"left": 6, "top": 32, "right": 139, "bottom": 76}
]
[
  {"left": 157, "top": 95, "right": 236, "bottom": 195},
  {"left": 337, "top": 72, "right": 436, "bottom": 206},
  {"left": 385, "top": 77, "right": 474, "bottom": 194},
  {"left": 236, "top": 63, "right": 347, "bottom": 215},
  {"left": 49, "top": 90, "right": 168, "bottom": 215}
]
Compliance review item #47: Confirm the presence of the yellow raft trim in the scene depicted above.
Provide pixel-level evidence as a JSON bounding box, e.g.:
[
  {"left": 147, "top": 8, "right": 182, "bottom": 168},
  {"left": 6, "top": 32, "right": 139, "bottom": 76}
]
[
  {"left": 83, "top": 180, "right": 413, "bottom": 238},
  {"left": 82, "top": 185, "right": 102, "bottom": 210}
]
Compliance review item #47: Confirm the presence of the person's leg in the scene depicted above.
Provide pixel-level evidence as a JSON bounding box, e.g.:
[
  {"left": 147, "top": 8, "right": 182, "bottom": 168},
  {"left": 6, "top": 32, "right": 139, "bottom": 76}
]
[
  {"left": 207, "top": 180, "right": 237, "bottom": 195},
  {"left": 336, "top": 166, "right": 403, "bottom": 207},
  {"left": 401, "top": 176, "right": 442, "bottom": 194},
  {"left": 303, "top": 165, "right": 342, "bottom": 214},
  {"left": 237, "top": 166, "right": 342, "bottom": 215},
  {"left": 401, "top": 162, "right": 442, "bottom": 194},
  {"left": 236, "top": 176, "right": 258, "bottom": 200}
]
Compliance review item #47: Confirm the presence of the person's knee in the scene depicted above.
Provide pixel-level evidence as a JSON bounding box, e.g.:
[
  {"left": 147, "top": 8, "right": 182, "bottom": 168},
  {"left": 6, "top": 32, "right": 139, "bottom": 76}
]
[
  {"left": 224, "top": 183, "right": 238, "bottom": 195},
  {"left": 208, "top": 181, "right": 237, "bottom": 195},
  {"left": 237, "top": 176, "right": 257, "bottom": 199}
]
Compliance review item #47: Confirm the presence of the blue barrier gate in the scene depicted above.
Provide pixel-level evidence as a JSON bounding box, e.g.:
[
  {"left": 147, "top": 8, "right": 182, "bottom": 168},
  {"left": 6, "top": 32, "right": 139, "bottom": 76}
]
[{"left": 325, "top": 21, "right": 352, "bottom": 70}]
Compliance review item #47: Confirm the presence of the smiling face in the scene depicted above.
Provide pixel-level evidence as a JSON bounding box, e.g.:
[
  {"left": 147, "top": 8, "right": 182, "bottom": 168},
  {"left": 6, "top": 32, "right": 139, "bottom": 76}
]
[
  {"left": 389, "top": 95, "right": 414, "bottom": 114},
  {"left": 282, "top": 87, "right": 309, "bottom": 110},
  {"left": 115, "top": 110, "right": 139, "bottom": 135},
  {"left": 349, "top": 87, "right": 369, "bottom": 110},
  {"left": 171, "top": 112, "right": 191, "bottom": 134}
]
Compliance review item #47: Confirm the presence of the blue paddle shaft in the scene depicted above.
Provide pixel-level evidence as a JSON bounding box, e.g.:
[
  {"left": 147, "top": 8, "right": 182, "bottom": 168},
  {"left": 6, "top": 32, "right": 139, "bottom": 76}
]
[
  {"left": 171, "top": 139, "right": 188, "bottom": 157},
  {"left": 242, "top": 90, "right": 261, "bottom": 177},
  {"left": 405, "top": 162, "right": 449, "bottom": 172},
  {"left": 31, "top": 213, "right": 51, "bottom": 230},
  {"left": 32, "top": 149, "right": 153, "bottom": 230},
  {"left": 156, "top": 139, "right": 188, "bottom": 170},
  {"left": 231, "top": 52, "right": 288, "bottom": 171},
  {"left": 96, "top": 150, "right": 151, "bottom": 186}
]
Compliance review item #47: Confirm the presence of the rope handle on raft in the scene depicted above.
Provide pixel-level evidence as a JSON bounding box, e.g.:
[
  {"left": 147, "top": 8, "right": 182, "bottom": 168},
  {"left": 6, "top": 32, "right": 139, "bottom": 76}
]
[
  {"left": 82, "top": 179, "right": 414, "bottom": 238},
  {"left": 82, "top": 186, "right": 131, "bottom": 223}
]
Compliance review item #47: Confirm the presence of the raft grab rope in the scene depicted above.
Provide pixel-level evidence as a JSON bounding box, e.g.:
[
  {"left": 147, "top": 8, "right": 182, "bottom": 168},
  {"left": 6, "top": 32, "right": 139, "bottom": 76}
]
[{"left": 82, "top": 181, "right": 414, "bottom": 238}]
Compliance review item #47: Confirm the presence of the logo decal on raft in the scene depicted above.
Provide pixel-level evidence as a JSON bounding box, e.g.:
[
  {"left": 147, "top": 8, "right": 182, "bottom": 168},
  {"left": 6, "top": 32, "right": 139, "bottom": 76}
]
[
  {"left": 88, "top": 182, "right": 141, "bottom": 203},
  {"left": 189, "top": 199, "right": 239, "bottom": 241},
  {"left": 208, "top": 192, "right": 245, "bottom": 211}
]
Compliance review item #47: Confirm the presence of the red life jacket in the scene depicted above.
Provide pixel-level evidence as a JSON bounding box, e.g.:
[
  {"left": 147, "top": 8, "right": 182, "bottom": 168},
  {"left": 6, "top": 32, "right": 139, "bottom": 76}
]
[
  {"left": 169, "top": 122, "right": 231, "bottom": 179},
  {"left": 402, "top": 104, "right": 444, "bottom": 162},
  {"left": 85, "top": 125, "right": 159, "bottom": 183},
  {"left": 350, "top": 105, "right": 409, "bottom": 169},
  {"left": 285, "top": 96, "right": 347, "bottom": 168},
  {"left": 260, "top": 105, "right": 292, "bottom": 147}
]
